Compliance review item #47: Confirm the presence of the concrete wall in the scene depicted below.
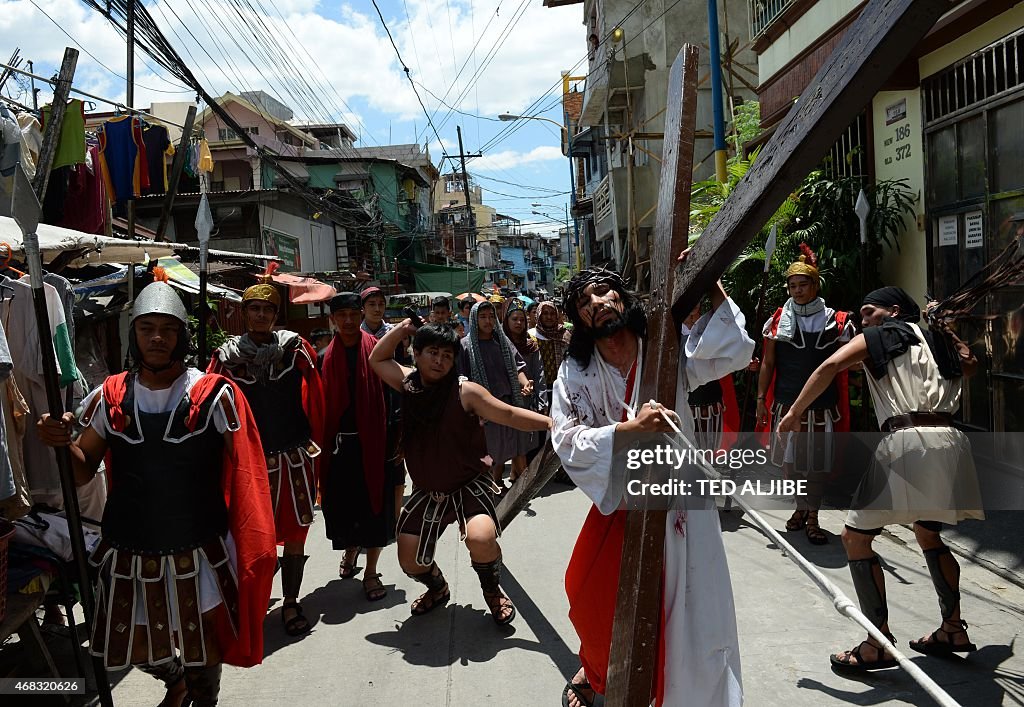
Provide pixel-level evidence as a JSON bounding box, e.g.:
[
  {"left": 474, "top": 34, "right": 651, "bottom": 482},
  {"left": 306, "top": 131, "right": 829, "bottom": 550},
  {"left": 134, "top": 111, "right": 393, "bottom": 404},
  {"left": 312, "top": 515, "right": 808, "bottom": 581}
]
[
  {"left": 872, "top": 89, "right": 927, "bottom": 305},
  {"left": 756, "top": 0, "right": 861, "bottom": 84},
  {"left": 259, "top": 203, "right": 336, "bottom": 273}
]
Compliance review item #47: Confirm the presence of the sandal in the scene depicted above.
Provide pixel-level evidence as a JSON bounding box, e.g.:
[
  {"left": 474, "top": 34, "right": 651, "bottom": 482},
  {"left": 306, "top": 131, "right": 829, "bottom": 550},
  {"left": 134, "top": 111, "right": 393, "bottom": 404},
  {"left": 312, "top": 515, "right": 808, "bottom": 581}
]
[
  {"left": 830, "top": 636, "right": 898, "bottom": 671},
  {"left": 785, "top": 509, "right": 809, "bottom": 531},
  {"left": 410, "top": 583, "right": 450, "bottom": 616},
  {"left": 561, "top": 677, "right": 596, "bottom": 707},
  {"left": 909, "top": 619, "right": 977, "bottom": 656},
  {"left": 362, "top": 573, "right": 387, "bottom": 602},
  {"left": 483, "top": 590, "right": 516, "bottom": 625},
  {"left": 805, "top": 513, "right": 828, "bottom": 545},
  {"left": 281, "top": 601, "right": 311, "bottom": 636},
  {"left": 338, "top": 549, "right": 361, "bottom": 579}
]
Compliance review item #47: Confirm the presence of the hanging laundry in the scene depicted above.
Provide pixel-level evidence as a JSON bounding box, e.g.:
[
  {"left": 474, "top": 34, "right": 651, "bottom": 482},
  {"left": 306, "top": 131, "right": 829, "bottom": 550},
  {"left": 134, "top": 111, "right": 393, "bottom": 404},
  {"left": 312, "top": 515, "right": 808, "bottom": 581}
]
[
  {"left": 142, "top": 122, "right": 174, "bottom": 195},
  {"left": 0, "top": 104, "right": 21, "bottom": 178},
  {"left": 1, "top": 275, "right": 78, "bottom": 504},
  {"left": 40, "top": 99, "right": 87, "bottom": 169},
  {"left": 197, "top": 137, "right": 214, "bottom": 173},
  {"left": 0, "top": 315, "right": 17, "bottom": 504},
  {"left": 58, "top": 145, "right": 107, "bottom": 235},
  {"left": 97, "top": 115, "right": 149, "bottom": 203},
  {"left": 0, "top": 373, "right": 32, "bottom": 519},
  {"left": 41, "top": 165, "right": 70, "bottom": 225},
  {"left": 16, "top": 112, "right": 42, "bottom": 180}
]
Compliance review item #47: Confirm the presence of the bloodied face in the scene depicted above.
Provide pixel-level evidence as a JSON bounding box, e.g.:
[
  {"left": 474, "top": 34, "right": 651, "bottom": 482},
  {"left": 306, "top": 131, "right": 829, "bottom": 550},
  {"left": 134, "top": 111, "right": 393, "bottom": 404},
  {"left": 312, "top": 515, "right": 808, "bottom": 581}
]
[{"left": 576, "top": 281, "right": 626, "bottom": 337}]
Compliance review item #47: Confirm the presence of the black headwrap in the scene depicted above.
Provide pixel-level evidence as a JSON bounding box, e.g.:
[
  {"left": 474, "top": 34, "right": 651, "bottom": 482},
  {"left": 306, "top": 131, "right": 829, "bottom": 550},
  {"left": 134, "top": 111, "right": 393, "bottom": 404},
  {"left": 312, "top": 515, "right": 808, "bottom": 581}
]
[
  {"left": 563, "top": 267, "right": 646, "bottom": 368},
  {"left": 862, "top": 287, "right": 921, "bottom": 322},
  {"left": 861, "top": 287, "right": 961, "bottom": 380},
  {"left": 330, "top": 292, "right": 362, "bottom": 312}
]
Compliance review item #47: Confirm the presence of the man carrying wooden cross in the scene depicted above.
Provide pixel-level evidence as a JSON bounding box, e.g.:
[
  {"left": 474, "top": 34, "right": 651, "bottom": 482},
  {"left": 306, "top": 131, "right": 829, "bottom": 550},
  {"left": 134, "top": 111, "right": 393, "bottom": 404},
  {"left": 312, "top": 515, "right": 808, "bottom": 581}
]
[{"left": 550, "top": 263, "right": 752, "bottom": 706}]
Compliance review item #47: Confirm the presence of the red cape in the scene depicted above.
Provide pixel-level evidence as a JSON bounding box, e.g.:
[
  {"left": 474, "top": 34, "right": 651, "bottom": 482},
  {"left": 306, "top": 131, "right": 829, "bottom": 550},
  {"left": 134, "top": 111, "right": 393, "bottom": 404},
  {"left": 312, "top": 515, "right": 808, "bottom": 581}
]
[
  {"left": 320, "top": 331, "right": 387, "bottom": 513},
  {"left": 102, "top": 371, "right": 276, "bottom": 668},
  {"left": 755, "top": 308, "right": 851, "bottom": 447},
  {"left": 564, "top": 363, "right": 668, "bottom": 704}
]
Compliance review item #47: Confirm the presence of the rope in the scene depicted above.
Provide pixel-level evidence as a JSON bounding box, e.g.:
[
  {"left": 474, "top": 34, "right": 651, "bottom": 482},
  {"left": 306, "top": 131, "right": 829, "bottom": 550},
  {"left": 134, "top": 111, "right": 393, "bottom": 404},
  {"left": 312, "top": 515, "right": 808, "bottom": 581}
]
[{"left": 649, "top": 408, "right": 963, "bottom": 707}]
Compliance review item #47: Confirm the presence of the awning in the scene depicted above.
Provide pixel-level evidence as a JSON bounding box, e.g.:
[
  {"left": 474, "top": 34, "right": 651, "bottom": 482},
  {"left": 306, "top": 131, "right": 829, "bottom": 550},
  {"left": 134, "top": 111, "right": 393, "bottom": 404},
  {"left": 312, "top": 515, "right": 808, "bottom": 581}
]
[
  {"left": 0, "top": 216, "right": 278, "bottom": 267},
  {"left": 157, "top": 259, "right": 242, "bottom": 301},
  {"left": 271, "top": 273, "right": 336, "bottom": 304}
]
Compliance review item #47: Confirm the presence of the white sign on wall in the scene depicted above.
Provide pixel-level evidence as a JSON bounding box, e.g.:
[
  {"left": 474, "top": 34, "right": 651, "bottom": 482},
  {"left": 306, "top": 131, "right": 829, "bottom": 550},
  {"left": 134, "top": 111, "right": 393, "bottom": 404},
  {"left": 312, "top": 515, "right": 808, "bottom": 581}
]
[
  {"left": 964, "top": 211, "right": 984, "bottom": 249},
  {"left": 938, "top": 215, "right": 958, "bottom": 246}
]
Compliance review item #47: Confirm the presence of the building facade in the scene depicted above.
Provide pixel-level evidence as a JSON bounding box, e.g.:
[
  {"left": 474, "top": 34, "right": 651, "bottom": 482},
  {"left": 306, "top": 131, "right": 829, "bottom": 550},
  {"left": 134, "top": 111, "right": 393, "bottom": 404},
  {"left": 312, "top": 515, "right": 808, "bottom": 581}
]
[{"left": 752, "top": 0, "right": 1024, "bottom": 462}]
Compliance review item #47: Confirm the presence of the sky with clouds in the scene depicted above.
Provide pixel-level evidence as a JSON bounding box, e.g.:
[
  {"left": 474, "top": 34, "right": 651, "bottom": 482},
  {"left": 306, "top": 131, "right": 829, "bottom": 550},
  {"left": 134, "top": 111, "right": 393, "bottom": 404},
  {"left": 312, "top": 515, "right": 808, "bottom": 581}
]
[{"left": 0, "top": 0, "right": 586, "bottom": 234}]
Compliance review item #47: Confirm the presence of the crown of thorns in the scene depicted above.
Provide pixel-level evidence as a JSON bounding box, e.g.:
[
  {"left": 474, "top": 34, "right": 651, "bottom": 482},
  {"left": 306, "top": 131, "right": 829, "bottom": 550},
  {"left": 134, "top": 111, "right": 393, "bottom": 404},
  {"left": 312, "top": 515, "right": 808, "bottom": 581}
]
[{"left": 564, "top": 267, "right": 628, "bottom": 317}]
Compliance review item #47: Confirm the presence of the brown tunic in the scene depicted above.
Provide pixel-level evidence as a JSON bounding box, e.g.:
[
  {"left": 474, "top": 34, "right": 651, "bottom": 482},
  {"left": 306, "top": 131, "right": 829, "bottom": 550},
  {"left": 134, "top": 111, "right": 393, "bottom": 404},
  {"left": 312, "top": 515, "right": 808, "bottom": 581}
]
[{"left": 403, "top": 378, "right": 489, "bottom": 493}]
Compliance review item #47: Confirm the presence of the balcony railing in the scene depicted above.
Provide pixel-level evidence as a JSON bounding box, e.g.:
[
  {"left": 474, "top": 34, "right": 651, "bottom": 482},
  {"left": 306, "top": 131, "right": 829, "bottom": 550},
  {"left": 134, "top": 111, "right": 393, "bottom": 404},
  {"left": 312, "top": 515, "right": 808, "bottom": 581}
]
[
  {"left": 748, "top": 0, "right": 796, "bottom": 39},
  {"left": 594, "top": 175, "right": 612, "bottom": 223}
]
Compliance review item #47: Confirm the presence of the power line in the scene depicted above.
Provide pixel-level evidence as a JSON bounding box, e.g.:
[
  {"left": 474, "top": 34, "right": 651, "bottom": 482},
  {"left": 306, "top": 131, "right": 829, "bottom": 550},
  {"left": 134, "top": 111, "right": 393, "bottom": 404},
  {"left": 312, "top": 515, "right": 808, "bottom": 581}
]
[
  {"left": 369, "top": 0, "right": 446, "bottom": 154},
  {"left": 26, "top": 0, "right": 193, "bottom": 94}
]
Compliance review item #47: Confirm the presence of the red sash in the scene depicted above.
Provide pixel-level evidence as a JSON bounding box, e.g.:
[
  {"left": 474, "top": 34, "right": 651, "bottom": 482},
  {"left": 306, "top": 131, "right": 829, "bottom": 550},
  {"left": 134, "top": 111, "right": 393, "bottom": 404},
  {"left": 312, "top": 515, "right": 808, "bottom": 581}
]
[{"left": 563, "top": 360, "right": 667, "bottom": 703}]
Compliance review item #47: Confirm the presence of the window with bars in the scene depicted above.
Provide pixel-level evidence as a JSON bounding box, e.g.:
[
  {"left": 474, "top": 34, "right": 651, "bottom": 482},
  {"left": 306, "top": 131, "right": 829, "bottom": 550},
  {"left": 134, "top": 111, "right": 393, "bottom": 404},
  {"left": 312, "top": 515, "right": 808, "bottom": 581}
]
[{"left": 922, "top": 28, "right": 1023, "bottom": 125}]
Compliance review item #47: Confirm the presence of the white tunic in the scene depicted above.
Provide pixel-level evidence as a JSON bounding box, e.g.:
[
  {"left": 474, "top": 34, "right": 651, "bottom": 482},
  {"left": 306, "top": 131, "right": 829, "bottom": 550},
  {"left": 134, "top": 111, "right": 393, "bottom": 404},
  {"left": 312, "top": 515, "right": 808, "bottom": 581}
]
[
  {"left": 551, "top": 298, "right": 753, "bottom": 706},
  {"left": 847, "top": 323, "right": 984, "bottom": 529}
]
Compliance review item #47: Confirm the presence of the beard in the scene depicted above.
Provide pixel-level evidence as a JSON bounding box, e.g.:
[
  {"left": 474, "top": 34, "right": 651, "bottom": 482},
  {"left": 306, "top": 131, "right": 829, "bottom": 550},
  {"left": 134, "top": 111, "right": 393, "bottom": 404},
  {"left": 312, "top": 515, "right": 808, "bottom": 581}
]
[{"left": 590, "top": 308, "right": 627, "bottom": 338}]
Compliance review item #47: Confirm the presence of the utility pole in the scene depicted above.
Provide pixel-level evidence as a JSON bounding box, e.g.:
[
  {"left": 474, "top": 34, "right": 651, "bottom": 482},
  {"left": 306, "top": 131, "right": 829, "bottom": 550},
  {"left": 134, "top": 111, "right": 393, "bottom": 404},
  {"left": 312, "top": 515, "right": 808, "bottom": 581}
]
[
  {"left": 27, "top": 59, "right": 38, "bottom": 111},
  {"left": 126, "top": 0, "right": 136, "bottom": 243},
  {"left": 456, "top": 125, "right": 476, "bottom": 259}
]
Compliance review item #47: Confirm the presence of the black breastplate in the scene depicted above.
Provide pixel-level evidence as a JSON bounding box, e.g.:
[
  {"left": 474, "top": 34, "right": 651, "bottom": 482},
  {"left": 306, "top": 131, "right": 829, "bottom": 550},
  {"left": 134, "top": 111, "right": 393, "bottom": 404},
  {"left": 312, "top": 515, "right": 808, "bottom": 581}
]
[
  {"left": 237, "top": 357, "right": 311, "bottom": 453},
  {"left": 102, "top": 376, "right": 229, "bottom": 554},
  {"left": 688, "top": 378, "right": 723, "bottom": 407},
  {"left": 773, "top": 323, "right": 841, "bottom": 408}
]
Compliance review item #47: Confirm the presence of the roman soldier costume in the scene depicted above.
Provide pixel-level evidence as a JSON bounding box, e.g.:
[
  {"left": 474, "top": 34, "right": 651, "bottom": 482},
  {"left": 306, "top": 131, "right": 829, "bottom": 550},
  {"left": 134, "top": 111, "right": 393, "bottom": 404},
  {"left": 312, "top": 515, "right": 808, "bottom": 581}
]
[
  {"left": 81, "top": 282, "right": 274, "bottom": 704},
  {"left": 757, "top": 245, "right": 853, "bottom": 543},
  {"left": 208, "top": 276, "right": 325, "bottom": 634}
]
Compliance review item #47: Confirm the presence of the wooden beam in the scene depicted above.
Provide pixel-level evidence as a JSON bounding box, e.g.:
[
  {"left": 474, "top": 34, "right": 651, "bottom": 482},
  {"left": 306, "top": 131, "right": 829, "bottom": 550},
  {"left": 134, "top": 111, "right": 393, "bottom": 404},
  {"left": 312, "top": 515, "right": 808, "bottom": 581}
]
[
  {"left": 604, "top": 44, "right": 700, "bottom": 707},
  {"left": 672, "top": 0, "right": 952, "bottom": 323},
  {"left": 155, "top": 104, "right": 197, "bottom": 242},
  {"left": 31, "top": 48, "right": 79, "bottom": 201},
  {"left": 494, "top": 442, "right": 562, "bottom": 528}
]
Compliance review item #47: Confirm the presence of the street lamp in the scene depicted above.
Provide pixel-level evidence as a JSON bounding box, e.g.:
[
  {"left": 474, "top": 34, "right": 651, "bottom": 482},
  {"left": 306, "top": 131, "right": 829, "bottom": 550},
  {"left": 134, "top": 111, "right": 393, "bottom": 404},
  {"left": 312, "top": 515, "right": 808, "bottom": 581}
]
[{"left": 499, "top": 112, "right": 582, "bottom": 270}]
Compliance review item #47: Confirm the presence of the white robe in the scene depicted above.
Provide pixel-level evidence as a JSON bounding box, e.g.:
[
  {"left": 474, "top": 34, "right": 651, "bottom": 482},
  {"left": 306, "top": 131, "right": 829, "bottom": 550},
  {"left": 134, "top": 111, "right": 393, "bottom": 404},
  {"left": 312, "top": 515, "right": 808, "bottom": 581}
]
[{"left": 551, "top": 298, "right": 753, "bottom": 706}]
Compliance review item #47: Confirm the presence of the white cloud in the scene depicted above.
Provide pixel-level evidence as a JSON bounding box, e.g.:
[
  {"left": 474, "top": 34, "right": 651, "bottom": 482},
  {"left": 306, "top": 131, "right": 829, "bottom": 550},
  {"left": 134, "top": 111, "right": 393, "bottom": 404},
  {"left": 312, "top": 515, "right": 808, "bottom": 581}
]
[
  {"left": 471, "top": 145, "right": 564, "bottom": 171},
  {"left": 0, "top": 0, "right": 585, "bottom": 149}
]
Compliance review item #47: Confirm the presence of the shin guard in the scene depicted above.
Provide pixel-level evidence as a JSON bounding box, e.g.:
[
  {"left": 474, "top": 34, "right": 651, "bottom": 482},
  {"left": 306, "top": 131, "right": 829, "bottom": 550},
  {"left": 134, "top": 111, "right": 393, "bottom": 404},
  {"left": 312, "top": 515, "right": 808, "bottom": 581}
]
[
  {"left": 924, "top": 546, "right": 960, "bottom": 620},
  {"left": 471, "top": 555, "right": 502, "bottom": 595},
  {"left": 849, "top": 556, "right": 888, "bottom": 629},
  {"left": 183, "top": 663, "right": 222, "bottom": 707},
  {"left": 280, "top": 554, "right": 309, "bottom": 600},
  {"left": 407, "top": 562, "right": 447, "bottom": 592}
]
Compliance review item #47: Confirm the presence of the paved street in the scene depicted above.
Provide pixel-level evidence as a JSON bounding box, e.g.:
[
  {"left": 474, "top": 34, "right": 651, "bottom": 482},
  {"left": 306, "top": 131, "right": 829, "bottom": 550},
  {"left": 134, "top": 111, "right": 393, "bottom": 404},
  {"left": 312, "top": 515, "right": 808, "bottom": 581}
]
[{"left": 83, "top": 479, "right": 1023, "bottom": 707}]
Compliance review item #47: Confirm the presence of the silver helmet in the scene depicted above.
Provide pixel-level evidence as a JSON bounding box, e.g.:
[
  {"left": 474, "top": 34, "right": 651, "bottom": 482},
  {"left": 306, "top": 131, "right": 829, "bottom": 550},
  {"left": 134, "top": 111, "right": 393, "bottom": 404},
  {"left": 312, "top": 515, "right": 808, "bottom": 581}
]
[
  {"left": 128, "top": 281, "right": 191, "bottom": 366},
  {"left": 130, "top": 281, "right": 188, "bottom": 325}
]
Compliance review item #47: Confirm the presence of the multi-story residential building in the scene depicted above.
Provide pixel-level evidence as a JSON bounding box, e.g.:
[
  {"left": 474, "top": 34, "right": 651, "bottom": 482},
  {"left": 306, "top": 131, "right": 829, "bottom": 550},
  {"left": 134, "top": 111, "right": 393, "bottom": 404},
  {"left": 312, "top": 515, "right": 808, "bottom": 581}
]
[
  {"left": 130, "top": 93, "right": 437, "bottom": 288},
  {"left": 547, "top": 0, "right": 757, "bottom": 274},
  {"left": 433, "top": 172, "right": 499, "bottom": 266},
  {"left": 750, "top": 1, "right": 1024, "bottom": 466}
]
